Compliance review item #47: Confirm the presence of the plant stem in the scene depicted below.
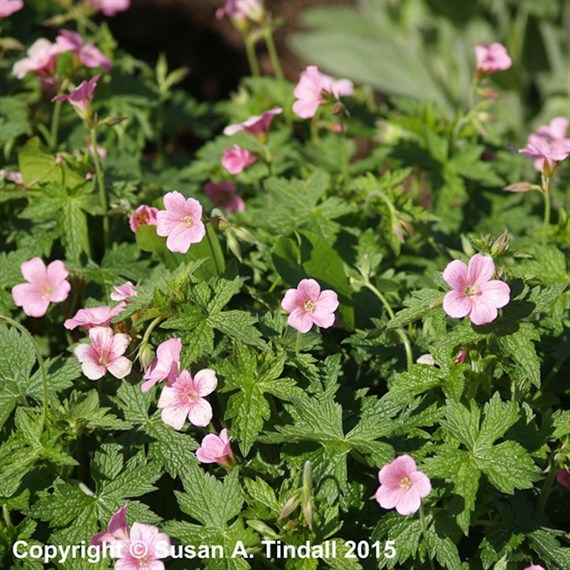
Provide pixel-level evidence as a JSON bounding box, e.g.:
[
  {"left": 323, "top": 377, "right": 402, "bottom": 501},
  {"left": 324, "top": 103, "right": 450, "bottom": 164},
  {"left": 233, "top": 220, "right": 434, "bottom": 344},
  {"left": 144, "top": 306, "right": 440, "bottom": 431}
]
[
  {"left": 90, "top": 127, "right": 110, "bottom": 250},
  {"left": 262, "top": 26, "right": 284, "bottom": 83},
  {"left": 338, "top": 112, "right": 349, "bottom": 192},
  {"left": 537, "top": 456, "right": 558, "bottom": 515},
  {"left": 295, "top": 331, "right": 302, "bottom": 355},
  {"left": 0, "top": 315, "right": 49, "bottom": 430},
  {"left": 363, "top": 280, "right": 413, "bottom": 371},
  {"left": 50, "top": 99, "right": 63, "bottom": 151},
  {"left": 244, "top": 36, "right": 261, "bottom": 77},
  {"left": 542, "top": 174, "right": 552, "bottom": 247},
  {"left": 205, "top": 225, "right": 222, "bottom": 276}
]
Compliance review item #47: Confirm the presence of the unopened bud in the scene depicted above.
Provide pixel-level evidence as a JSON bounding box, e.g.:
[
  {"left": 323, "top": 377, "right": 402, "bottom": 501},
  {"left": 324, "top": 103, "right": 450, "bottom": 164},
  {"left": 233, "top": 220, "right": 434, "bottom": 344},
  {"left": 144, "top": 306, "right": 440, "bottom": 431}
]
[
  {"left": 278, "top": 492, "right": 301, "bottom": 523},
  {"left": 137, "top": 342, "right": 155, "bottom": 371},
  {"left": 491, "top": 231, "right": 509, "bottom": 256},
  {"left": 247, "top": 520, "right": 279, "bottom": 539},
  {"left": 454, "top": 349, "right": 467, "bottom": 364},
  {"left": 504, "top": 182, "right": 536, "bottom": 193}
]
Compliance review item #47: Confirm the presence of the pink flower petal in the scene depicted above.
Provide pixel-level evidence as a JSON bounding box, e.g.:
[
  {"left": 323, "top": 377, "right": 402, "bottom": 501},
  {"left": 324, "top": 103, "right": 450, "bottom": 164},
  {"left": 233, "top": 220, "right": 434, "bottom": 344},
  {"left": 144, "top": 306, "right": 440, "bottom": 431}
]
[
  {"left": 468, "top": 296, "right": 499, "bottom": 326},
  {"left": 394, "top": 488, "right": 422, "bottom": 516},
  {"left": 161, "top": 404, "right": 189, "bottom": 430},
  {"left": 193, "top": 369, "right": 218, "bottom": 396},
  {"left": 467, "top": 254, "right": 495, "bottom": 287},
  {"left": 442, "top": 259, "right": 468, "bottom": 290},
  {"left": 479, "top": 280, "right": 510, "bottom": 309},
  {"left": 297, "top": 279, "right": 321, "bottom": 301},
  {"left": 107, "top": 356, "right": 132, "bottom": 379},
  {"left": 443, "top": 290, "right": 472, "bottom": 319},
  {"left": 188, "top": 399, "right": 213, "bottom": 427},
  {"left": 410, "top": 471, "right": 432, "bottom": 498},
  {"left": 20, "top": 257, "right": 47, "bottom": 283},
  {"left": 287, "top": 308, "right": 314, "bottom": 333}
]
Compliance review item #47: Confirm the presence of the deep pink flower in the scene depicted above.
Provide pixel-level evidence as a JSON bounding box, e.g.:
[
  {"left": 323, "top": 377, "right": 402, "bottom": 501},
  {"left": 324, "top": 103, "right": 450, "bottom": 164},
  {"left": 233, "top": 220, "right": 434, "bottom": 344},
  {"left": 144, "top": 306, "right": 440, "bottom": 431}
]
[
  {"left": 205, "top": 181, "right": 245, "bottom": 213},
  {"left": 52, "top": 74, "right": 100, "bottom": 119},
  {"left": 0, "top": 0, "right": 24, "bottom": 18},
  {"left": 442, "top": 253, "right": 510, "bottom": 326},
  {"left": 454, "top": 349, "right": 468, "bottom": 364},
  {"left": 90, "top": 503, "right": 130, "bottom": 547},
  {"left": 156, "top": 191, "right": 206, "bottom": 254},
  {"left": 129, "top": 205, "right": 159, "bottom": 232},
  {"left": 281, "top": 278, "right": 339, "bottom": 333},
  {"left": 375, "top": 455, "right": 432, "bottom": 516},
  {"left": 196, "top": 429, "right": 235, "bottom": 467},
  {"left": 474, "top": 43, "right": 512, "bottom": 73},
  {"left": 64, "top": 304, "right": 124, "bottom": 331},
  {"left": 157, "top": 369, "right": 217, "bottom": 430},
  {"left": 141, "top": 338, "right": 182, "bottom": 393},
  {"left": 216, "top": 0, "right": 264, "bottom": 23},
  {"left": 74, "top": 326, "right": 132, "bottom": 380},
  {"left": 519, "top": 134, "right": 570, "bottom": 175},
  {"left": 86, "top": 0, "right": 130, "bottom": 17},
  {"left": 11, "top": 258, "right": 71, "bottom": 318},
  {"left": 221, "top": 145, "right": 257, "bottom": 175},
  {"left": 116, "top": 523, "right": 170, "bottom": 570},
  {"left": 12, "top": 39, "right": 60, "bottom": 79},
  {"left": 556, "top": 469, "right": 570, "bottom": 491},
  {"left": 224, "top": 107, "right": 282, "bottom": 140},
  {"left": 110, "top": 281, "right": 137, "bottom": 302},
  {"left": 55, "top": 29, "right": 112, "bottom": 71},
  {"left": 292, "top": 65, "right": 354, "bottom": 119}
]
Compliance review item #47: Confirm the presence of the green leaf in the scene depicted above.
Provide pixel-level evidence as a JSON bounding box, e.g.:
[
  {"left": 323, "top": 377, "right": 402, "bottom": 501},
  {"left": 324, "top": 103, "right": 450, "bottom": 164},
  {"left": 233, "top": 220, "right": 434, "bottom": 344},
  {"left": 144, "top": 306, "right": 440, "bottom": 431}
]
[
  {"left": 387, "top": 288, "right": 443, "bottom": 328},
  {"left": 496, "top": 324, "right": 541, "bottom": 389},
  {"left": 476, "top": 393, "right": 519, "bottom": 449}
]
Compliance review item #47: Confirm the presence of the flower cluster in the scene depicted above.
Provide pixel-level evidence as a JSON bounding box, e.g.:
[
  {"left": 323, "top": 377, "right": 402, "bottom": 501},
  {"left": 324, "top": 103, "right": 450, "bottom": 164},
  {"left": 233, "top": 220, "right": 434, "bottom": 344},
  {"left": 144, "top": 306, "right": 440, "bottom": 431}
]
[{"left": 519, "top": 117, "right": 570, "bottom": 175}]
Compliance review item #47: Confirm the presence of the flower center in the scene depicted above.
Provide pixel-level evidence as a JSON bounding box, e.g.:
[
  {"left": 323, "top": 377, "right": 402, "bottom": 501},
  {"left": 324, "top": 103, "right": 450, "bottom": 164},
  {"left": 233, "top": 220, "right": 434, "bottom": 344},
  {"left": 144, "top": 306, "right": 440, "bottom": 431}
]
[
  {"left": 41, "top": 284, "right": 54, "bottom": 300},
  {"left": 98, "top": 348, "right": 111, "bottom": 366},
  {"left": 303, "top": 299, "right": 316, "bottom": 313},
  {"left": 182, "top": 215, "right": 194, "bottom": 228},
  {"left": 136, "top": 211, "right": 150, "bottom": 225},
  {"left": 399, "top": 476, "right": 412, "bottom": 490},
  {"left": 183, "top": 389, "right": 199, "bottom": 404},
  {"left": 464, "top": 284, "right": 480, "bottom": 298}
]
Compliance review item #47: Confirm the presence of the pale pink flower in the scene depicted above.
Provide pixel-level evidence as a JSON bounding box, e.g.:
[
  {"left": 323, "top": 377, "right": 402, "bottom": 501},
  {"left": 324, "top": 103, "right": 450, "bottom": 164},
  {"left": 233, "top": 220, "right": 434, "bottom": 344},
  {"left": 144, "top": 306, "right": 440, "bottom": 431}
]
[
  {"left": 281, "top": 278, "right": 339, "bottom": 333},
  {"left": 74, "top": 326, "right": 132, "bottom": 380},
  {"left": 293, "top": 65, "right": 354, "bottom": 119},
  {"left": 474, "top": 43, "right": 512, "bottom": 73},
  {"left": 90, "top": 503, "right": 130, "bottom": 546},
  {"left": 0, "top": 170, "right": 24, "bottom": 185},
  {"left": 64, "top": 304, "right": 124, "bottom": 331},
  {"left": 52, "top": 74, "right": 100, "bottom": 119},
  {"left": 141, "top": 338, "right": 181, "bottom": 392},
  {"left": 86, "top": 0, "right": 130, "bottom": 17},
  {"left": 158, "top": 369, "right": 217, "bottom": 430},
  {"left": 196, "top": 429, "right": 235, "bottom": 467},
  {"left": 12, "top": 38, "right": 60, "bottom": 79},
  {"left": 556, "top": 469, "right": 570, "bottom": 491},
  {"left": 156, "top": 191, "right": 206, "bottom": 254},
  {"left": 129, "top": 205, "right": 159, "bottom": 232},
  {"left": 11, "top": 258, "right": 71, "bottom": 318},
  {"left": 375, "top": 455, "right": 432, "bottom": 516},
  {"left": 0, "top": 0, "right": 24, "bottom": 18},
  {"left": 216, "top": 0, "right": 264, "bottom": 23},
  {"left": 416, "top": 354, "right": 438, "bottom": 366},
  {"left": 523, "top": 566, "right": 546, "bottom": 570},
  {"left": 55, "top": 29, "right": 112, "bottom": 71},
  {"left": 442, "top": 253, "right": 510, "bottom": 326},
  {"left": 519, "top": 134, "right": 570, "bottom": 175},
  {"left": 205, "top": 181, "right": 245, "bottom": 213},
  {"left": 116, "top": 523, "right": 170, "bottom": 570},
  {"left": 224, "top": 107, "right": 282, "bottom": 140},
  {"left": 221, "top": 145, "right": 257, "bottom": 175},
  {"left": 110, "top": 281, "right": 137, "bottom": 302}
]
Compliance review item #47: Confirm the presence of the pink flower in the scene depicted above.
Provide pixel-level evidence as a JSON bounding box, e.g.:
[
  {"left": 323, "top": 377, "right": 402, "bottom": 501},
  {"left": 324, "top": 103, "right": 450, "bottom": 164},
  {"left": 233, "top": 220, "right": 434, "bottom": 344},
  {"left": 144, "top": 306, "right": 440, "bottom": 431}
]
[
  {"left": 416, "top": 354, "right": 438, "bottom": 366},
  {"left": 474, "top": 43, "right": 512, "bottom": 74},
  {"left": 52, "top": 74, "right": 100, "bottom": 120},
  {"left": 221, "top": 145, "right": 257, "bottom": 175},
  {"left": 224, "top": 107, "right": 282, "bottom": 140},
  {"left": 55, "top": 29, "right": 112, "bottom": 71},
  {"left": 216, "top": 0, "right": 264, "bottom": 23},
  {"left": 196, "top": 429, "right": 235, "bottom": 467},
  {"left": 556, "top": 469, "right": 570, "bottom": 491},
  {"left": 156, "top": 191, "right": 206, "bottom": 254},
  {"left": 442, "top": 253, "right": 510, "bottom": 326},
  {"left": 0, "top": 0, "right": 24, "bottom": 18},
  {"left": 11, "top": 258, "right": 71, "bottom": 318},
  {"left": 74, "top": 326, "right": 132, "bottom": 380},
  {"left": 86, "top": 0, "right": 130, "bottom": 17},
  {"left": 523, "top": 566, "right": 546, "bottom": 570},
  {"left": 519, "top": 128, "right": 570, "bottom": 174},
  {"left": 205, "top": 181, "right": 245, "bottom": 213},
  {"left": 64, "top": 304, "right": 124, "bottom": 331},
  {"left": 110, "top": 281, "right": 137, "bottom": 302},
  {"left": 12, "top": 38, "right": 60, "bottom": 79},
  {"left": 281, "top": 278, "right": 339, "bottom": 333},
  {"left": 375, "top": 455, "right": 432, "bottom": 516},
  {"left": 0, "top": 170, "right": 24, "bottom": 185},
  {"left": 116, "top": 523, "right": 170, "bottom": 570},
  {"left": 157, "top": 369, "right": 217, "bottom": 430},
  {"left": 454, "top": 349, "right": 468, "bottom": 364},
  {"left": 141, "top": 338, "right": 181, "bottom": 392},
  {"left": 90, "top": 504, "right": 130, "bottom": 547},
  {"left": 129, "top": 205, "right": 159, "bottom": 232},
  {"left": 292, "top": 65, "right": 354, "bottom": 119}
]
